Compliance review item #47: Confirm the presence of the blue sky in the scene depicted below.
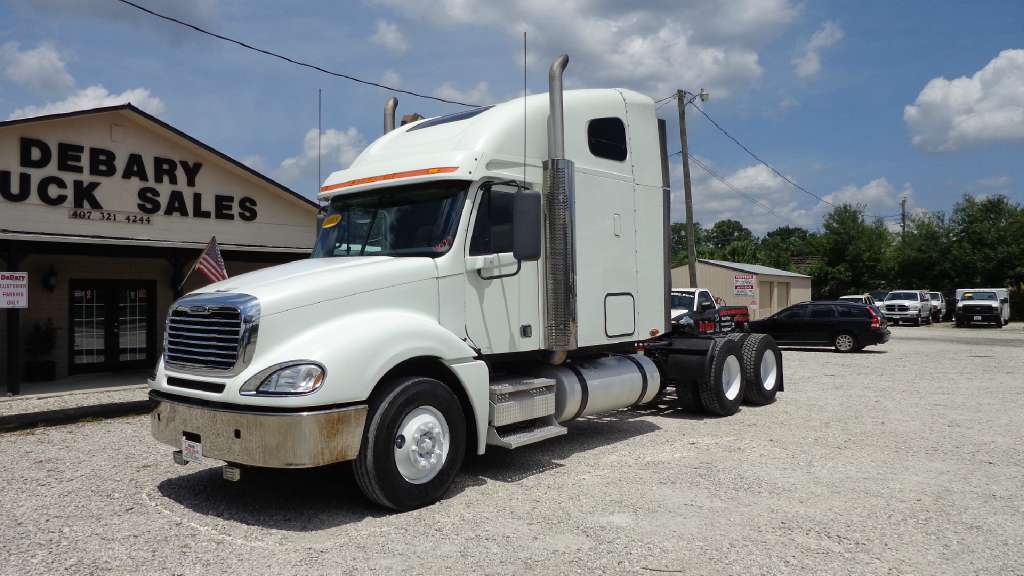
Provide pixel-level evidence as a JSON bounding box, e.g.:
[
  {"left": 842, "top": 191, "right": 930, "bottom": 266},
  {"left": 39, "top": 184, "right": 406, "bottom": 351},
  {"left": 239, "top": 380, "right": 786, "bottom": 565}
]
[{"left": 2, "top": 0, "right": 1022, "bottom": 233}]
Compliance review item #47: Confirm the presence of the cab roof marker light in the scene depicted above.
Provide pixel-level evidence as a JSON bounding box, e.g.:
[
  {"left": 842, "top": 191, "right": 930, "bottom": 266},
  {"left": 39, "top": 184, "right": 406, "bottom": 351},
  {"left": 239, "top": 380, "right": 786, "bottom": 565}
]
[{"left": 320, "top": 166, "right": 459, "bottom": 193}]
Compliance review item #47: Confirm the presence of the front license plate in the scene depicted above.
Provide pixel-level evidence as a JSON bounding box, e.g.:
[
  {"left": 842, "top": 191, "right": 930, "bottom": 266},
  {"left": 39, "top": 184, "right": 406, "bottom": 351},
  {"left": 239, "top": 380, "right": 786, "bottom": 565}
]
[
  {"left": 182, "top": 436, "right": 202, "bottom": 463},
  {"left": 973, "top": 315, "right": 982, "bottom": 321}
]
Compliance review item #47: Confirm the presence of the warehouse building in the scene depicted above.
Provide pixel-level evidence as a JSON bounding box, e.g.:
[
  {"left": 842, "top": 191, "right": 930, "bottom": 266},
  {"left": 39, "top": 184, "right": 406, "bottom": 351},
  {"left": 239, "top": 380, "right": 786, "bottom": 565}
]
[
  {"left": 671, "top": 259, "right": 812, "bottom": 320},
  {"left": 1, "top": 105, "right": 318, "bottom": 394}
]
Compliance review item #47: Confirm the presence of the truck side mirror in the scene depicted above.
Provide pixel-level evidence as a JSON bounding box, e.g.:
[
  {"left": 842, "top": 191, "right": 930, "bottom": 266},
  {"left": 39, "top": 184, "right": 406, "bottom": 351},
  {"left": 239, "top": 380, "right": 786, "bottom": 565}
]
[{"left": 513, "top": 189, "right": 542, "bottom": 261}]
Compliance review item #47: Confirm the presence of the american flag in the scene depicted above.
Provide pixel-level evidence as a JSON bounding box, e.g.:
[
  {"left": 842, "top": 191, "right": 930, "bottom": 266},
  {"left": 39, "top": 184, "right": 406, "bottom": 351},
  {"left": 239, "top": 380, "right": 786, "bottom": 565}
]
[{"left": 193, "top": 236, "right": 228, "bottom": 283}]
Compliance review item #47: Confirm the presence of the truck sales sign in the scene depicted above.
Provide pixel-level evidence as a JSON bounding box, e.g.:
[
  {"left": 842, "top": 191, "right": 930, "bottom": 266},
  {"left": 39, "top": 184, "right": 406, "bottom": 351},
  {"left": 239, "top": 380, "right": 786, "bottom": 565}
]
[
  {"left": 1, "top": 272, "right": 28, "bottom": 308},
  {"left": 1, "top": 137, "right": 258, "bottom": 222},
  {"left": 734, "top": 274, "right": 755, "bottom": 296}
]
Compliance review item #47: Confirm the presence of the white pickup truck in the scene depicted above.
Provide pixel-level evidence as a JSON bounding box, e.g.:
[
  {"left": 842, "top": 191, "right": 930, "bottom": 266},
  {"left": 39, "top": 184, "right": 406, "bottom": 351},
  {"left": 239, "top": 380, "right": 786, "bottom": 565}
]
[
  {"left": 149, "top": 56, "right": 785, "bottom": 510},
  {"left": 671, "top": 288, "right": 750, "bottom": 334},
  {"left": 954, "top": 288, "right": 1010, "bottom": 327}
]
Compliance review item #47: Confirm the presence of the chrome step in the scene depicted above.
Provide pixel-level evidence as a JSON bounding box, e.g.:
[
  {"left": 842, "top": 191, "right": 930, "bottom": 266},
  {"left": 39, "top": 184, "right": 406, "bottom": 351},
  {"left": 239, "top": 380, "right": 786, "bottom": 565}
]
[
  {"left": 489, "top": 377, "right": 556, "bottom": 427},
  {"left": 487, "top": 416, "right": 567, "bottom": 449}
]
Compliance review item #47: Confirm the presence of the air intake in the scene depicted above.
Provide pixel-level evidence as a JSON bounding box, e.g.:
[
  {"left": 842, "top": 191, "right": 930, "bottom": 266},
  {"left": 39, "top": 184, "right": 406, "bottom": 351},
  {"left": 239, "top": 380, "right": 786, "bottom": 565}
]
[
  {"left": 543, "top": 54, "right": 577, "bottom": 351},
  {"left": 164, "top": 293, "right": 259, "bottom": 376}
]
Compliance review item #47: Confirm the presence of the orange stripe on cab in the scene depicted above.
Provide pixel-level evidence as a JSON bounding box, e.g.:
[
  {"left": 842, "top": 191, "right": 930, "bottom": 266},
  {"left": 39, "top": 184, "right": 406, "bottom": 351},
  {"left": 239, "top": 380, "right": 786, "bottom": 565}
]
[{"left": 319, "top": 166, "right": 459, "bottom": 193}]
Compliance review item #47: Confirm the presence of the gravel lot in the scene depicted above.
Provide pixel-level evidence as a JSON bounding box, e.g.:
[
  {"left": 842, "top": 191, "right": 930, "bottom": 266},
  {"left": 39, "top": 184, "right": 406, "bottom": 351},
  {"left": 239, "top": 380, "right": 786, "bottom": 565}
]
[{"left": 2, "top": 323, "right": 1022, "bottom": 575}]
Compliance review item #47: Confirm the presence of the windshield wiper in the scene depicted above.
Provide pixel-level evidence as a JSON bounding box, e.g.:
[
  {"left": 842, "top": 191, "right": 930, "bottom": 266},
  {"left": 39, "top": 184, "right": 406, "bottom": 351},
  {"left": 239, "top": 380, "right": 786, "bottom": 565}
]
[{"left": 359, "top": 207, "right": 380, "bottom": 256}]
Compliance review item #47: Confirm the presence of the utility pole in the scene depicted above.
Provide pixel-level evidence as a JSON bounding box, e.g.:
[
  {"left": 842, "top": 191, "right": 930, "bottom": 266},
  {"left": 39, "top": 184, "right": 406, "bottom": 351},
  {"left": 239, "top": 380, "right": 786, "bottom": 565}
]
[
  {"left": 900, "top": 195, "right": 907, "bottom": 236},
  {"left": 676, "top": 90, "right": 698, "bottom": 287}
]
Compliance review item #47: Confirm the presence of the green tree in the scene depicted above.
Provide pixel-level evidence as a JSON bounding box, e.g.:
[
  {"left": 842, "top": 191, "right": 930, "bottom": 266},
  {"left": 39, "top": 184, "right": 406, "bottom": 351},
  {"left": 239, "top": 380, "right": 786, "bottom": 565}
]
[
  {"left": 758, "top": 226, "right": 815, "bottom": 271},
  {"left": 812, "top": 204, "right": 889, "bottom": 298},
  {"left": 885, "top": 211, "right": 953, "bottom": 290},
  {"left": 705, "top": 219, "right": 754, "bottom": 251},
  {"left": 946, "top": 194, "right": 1024, "bottom": 287}
]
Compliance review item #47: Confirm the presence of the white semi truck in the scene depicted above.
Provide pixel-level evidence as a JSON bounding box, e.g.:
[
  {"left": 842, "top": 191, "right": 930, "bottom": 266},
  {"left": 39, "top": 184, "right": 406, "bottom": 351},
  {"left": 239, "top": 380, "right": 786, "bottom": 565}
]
[{"left": 149, "top": 55, "right": 784, "bottom": 510}]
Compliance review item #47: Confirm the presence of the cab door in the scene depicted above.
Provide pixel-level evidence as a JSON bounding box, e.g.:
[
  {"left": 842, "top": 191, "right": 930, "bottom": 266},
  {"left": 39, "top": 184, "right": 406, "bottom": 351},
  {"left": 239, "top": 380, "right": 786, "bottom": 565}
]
[{"left": 464, "top": 183, "right": 539, "bottom": 354}]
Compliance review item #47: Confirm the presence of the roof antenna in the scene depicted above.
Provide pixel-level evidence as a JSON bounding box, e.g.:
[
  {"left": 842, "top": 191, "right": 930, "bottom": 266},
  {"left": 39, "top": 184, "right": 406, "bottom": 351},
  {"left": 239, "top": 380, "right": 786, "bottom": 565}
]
[{"left": 522, "top": 30, "right": 527, "bottom": 188}]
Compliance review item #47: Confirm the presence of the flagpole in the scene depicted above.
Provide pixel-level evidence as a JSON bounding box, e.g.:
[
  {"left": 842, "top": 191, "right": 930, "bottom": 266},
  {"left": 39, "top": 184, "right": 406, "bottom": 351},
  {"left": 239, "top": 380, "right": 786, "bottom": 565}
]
[{"left": 178, "top": 236, "right": 215, "bottom": 292}]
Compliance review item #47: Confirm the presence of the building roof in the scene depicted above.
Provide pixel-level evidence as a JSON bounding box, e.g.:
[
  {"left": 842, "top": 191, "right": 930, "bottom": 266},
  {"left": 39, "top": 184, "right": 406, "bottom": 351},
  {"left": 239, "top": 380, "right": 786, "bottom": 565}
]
[
  {"left": 0, "top": 104, "right": 318, "bottom": 210},
  {"left": 699, "top": 259, "right": 811, "bottom": 278}
]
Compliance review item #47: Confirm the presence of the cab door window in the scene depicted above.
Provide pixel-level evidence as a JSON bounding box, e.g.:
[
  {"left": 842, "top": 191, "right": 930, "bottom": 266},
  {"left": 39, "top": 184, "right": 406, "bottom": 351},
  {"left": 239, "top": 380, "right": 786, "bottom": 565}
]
[{"left": 469, "top": 187, "right": 515, "bottom": 255}]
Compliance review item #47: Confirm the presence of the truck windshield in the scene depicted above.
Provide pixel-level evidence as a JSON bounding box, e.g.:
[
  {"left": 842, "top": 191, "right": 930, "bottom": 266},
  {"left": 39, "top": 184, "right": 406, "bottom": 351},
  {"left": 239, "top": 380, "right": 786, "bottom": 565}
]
[
  {"left": 886, "top": 292, "right": 919, "bottom": 301},
  {"left": 961, "top": 292, "right": 996, "bottom": 301},
  {"left": 671, "top": 293, "right": 694, "bottom": 310},
  {"left": 928, "top": 293, "right": 942, "bottom": 301},
  {"left": 313, "top": 181, "right": 468, "bottom": 258}
]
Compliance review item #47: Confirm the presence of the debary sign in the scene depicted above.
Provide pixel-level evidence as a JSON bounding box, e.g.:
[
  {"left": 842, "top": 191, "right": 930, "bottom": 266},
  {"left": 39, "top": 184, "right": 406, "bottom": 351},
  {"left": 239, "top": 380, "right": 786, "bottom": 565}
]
[
  {"left": 0, "top": 272, "right": 28, "bottom": 308},
  {"left": 1, "top": 137, "right": 258, "bottom": 221}
]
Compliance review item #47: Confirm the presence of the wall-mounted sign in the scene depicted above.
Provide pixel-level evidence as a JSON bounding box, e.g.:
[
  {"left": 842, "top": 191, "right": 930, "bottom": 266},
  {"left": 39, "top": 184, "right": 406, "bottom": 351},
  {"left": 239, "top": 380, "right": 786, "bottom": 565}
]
[
  {"left": 1, "top": 137, "right": 258, "bottom": 221},
  {"left": 734, "top": 273, "right": 755, "bottom": 296},
  {"left": 0, "top": 272, "right": 28, "bottom": 308}
]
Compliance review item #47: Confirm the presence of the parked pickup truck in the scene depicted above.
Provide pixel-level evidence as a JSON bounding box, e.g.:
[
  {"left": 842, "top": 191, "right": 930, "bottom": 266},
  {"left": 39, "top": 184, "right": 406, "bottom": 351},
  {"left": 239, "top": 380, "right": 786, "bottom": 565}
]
[
  {"left": 955, "top": 288, "right": 1010, "bottom": 327},
  {"left": 670, "top": 288, "right": 750, "bottom": 335}
]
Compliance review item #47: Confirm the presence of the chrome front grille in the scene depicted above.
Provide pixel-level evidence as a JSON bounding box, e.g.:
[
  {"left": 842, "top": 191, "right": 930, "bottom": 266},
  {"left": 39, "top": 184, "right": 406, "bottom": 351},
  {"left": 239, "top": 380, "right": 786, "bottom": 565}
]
[
  {"left": 884, "top": 304, "right": 908, "bottom": 312},
  {"left": 164, "top": 293, "right": 259, "bottom": 376}
]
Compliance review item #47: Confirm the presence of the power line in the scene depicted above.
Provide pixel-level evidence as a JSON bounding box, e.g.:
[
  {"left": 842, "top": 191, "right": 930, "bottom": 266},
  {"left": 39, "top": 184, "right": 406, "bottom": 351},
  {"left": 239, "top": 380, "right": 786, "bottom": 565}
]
[
  {"left": 685, "top": 99, "right": 837, "bottom": 209},
  {"left": 114, "top": 0, "right": 480, "bottom": 107},
  {"left": 686, "top": 153, "right": 780, "bottom": 217}
]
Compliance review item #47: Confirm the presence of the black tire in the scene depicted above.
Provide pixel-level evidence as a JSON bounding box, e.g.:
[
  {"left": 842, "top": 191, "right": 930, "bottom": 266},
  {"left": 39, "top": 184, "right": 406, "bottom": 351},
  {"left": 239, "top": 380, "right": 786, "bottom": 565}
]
[
  {"left": 741, "top": 334, "right": 782, "bottom": 406},
  {"left": 833, "top": 331, "right": 858, "bottom": 353},
  {"left": 697, "top": 338, "right": 744, "bottom": 417},
  {"left": 353, "top": 376, "right": 466, "bottom": 511}
]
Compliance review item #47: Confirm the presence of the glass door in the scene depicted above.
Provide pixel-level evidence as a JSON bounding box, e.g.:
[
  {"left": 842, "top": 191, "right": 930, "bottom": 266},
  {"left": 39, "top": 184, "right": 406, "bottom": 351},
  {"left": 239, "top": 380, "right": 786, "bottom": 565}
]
[{"left": 70, "top": 280, "right": 156, "bottom": 373}]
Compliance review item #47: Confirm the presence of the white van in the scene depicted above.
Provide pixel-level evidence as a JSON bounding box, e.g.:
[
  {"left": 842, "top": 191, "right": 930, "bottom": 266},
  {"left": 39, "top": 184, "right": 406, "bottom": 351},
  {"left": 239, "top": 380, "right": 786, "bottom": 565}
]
[{"left": 954, "top": 288, "right": 1010, "bottom": 327}]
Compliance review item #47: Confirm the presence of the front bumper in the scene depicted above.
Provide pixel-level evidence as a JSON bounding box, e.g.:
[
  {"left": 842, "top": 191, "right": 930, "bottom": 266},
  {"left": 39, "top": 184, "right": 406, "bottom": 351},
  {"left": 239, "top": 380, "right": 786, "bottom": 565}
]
[
  {"left": 957, "top": 310, "right": 1002, "bottom": 324},
  {"left": 150, "top": 392, "right": 367, "bottom": 468},
  {"left": 883, "top": 310, "right": 922, "bottom": 321}
]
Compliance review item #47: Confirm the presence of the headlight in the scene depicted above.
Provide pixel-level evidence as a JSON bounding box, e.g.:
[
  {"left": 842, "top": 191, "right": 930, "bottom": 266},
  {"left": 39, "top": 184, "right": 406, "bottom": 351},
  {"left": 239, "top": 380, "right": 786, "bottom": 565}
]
[
  {"left": 240, "top": 362, "right": 325, "bottom": 395},
  {"left": 909, "top": 304, "right": 920, "bottom": 310}
]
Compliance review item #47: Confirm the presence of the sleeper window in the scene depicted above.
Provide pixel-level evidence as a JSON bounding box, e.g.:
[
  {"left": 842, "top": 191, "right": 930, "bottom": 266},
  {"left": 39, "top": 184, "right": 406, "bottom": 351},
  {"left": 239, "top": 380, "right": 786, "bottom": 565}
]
[
  {"left": 587, "top": 117, "right": 628, "bottom": 161},
  {"left": 469, "top": 188, "right": 515, "bottom": 255}
]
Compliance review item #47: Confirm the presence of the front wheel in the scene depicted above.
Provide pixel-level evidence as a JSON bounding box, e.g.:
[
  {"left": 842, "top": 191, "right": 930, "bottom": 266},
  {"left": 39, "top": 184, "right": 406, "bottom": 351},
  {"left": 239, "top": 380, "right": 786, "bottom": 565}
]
[{"left": 353, "top": 376, "right": 466, "bottom": 511}]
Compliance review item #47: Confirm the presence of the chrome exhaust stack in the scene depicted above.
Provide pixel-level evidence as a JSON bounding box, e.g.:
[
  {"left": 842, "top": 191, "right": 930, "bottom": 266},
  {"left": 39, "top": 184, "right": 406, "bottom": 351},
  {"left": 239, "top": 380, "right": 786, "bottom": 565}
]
[
  {"left": 384, "top": 96, "right": 398, "bottom": 133},
  {"left": 542, "top": 54, "right": 577, "bottom": 353}
]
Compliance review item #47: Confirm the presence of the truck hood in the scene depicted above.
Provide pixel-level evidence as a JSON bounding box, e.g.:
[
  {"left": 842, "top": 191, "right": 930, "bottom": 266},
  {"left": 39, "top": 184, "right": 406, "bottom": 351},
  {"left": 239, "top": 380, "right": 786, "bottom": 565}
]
[
  {"left": 882, "top": 299, "right": 921, "bottom": 306},
  {"left": 957, "top": 301, "right": 1000, "bottom": 308},
  {"left": 192, "top": 257, "right": 438, "bottom": 316}
]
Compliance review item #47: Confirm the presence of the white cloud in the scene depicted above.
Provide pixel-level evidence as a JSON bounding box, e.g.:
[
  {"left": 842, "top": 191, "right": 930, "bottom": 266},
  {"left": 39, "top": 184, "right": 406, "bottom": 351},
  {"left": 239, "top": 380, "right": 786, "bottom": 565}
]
[
  {"left": 370, "top": 19, "right": 408, "bottom": 54},
  {"left": 822, "top": 177, "right": 906, "bottom": 213},
  {"left": 0, "top": 41, "right": 75, "bottom": 94},
  {"left": 239, "top": 155, "right": 266, "bottom": 172},
  {"left": 275, "top": 127, "right": 366, "bottom": 184},
  {"left": 778, "top": 96, "right": 800, "bottom": 110},
  {"left": 792, "top": 21, "right": 844, "bottom": 79},
  {"left": 381, "top": 69, "right": 401, "bottom": 88},
  {"left": 679, "top": 156, "right": 907, "bottom": 233},
  {"left": 974, "top": 175, "right": 1011, "bottom": 188},
  {"left": 680, "top": 159, "right": 816, "bottom": 234},
  {"left": 374, "top": 0, "right": 799, "bottom": 98},
  {"left": 904, "top": 49, "right": 1024, "bottom": 152},
  {"left": 434, "top": 81, "right": 495, "bottom": 105},
  {"left": 8, "top": 85, "right": 165, "bottom": 120}
]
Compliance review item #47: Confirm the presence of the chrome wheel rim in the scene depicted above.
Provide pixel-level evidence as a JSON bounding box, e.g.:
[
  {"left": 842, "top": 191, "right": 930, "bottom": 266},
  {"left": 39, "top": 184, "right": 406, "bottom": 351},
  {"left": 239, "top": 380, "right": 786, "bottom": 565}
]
[
  {"left": 394, "top": 406, "right": 449, "bottom": 485},
  {"left": 760, "top": 351, "right": 778, "bottom": 391},
  {"left": 721, "top": 355, "right": 742, "bottom": 401},
  {"left": 836, "top": 334, "right": 854, "bottom": 351}
]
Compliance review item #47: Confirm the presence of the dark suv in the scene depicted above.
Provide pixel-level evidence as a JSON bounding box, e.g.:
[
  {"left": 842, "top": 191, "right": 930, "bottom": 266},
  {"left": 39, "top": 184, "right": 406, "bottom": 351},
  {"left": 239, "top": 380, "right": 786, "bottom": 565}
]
[{"left": 746, "top": 301, "right": 890, "bottom": 352}]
